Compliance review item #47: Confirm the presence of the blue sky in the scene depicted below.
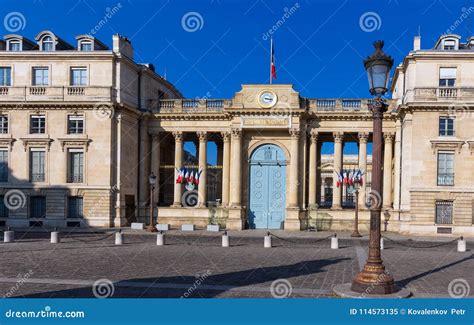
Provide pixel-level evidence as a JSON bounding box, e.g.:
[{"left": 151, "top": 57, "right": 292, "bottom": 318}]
[{"left": 1, "top": 0, "right": 470, "bottom": 160}]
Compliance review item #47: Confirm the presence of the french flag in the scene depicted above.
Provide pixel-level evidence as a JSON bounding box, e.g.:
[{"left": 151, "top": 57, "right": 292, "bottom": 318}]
[{"left": 270, "top": 38, "right": 276, "bottom": 82}]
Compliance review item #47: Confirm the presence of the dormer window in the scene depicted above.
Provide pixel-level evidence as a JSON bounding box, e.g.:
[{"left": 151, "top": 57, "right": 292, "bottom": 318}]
[
  {"left": 42, "top": 36, "right": 54, "bottom": 51},
  {"left": 8, "top": 40, "right": 21, "bottom": 51},
  {"left": 443, "top": 40, "right": 455, "bottom": 50},
  {"left": 79, "top": 41, "right": 92, "bottom": 51}
]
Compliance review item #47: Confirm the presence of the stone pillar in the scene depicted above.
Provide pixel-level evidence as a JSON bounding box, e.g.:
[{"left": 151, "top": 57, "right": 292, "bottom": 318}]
[
  {"left": 221, "top": 132, "right": 231, "bottom": 207},
  {"left": 393, "top": 121, "right": 402, "bottom": 211},
  {"left": 138, "top": 119, "right": 149, "bottom": 216},
  {"left": 383, "top": 133, "right": 394, "bottom": 208},
  {"left": 197, "top": 131, "right": 208, "bottom": 207},
  {"left": 332, "top": 132, "right": 344, "bottom": 209},
  {"left": 172, "top": 131, "right": 183, "bottom": 207},
  {"left": 151, "top": 133, "right": 160, "bottom": 204},
  {"left": 288, "top": 128, "right": 300, "bottom": 208},
  {"left": 308, "top": 130, "right": 318, "bottom": 208},
  {"left": 358, "top": 132, "right": 369, "bottom": 209},
  {"left": 229, "top": 128, "right": 242, "bottom": 207}
]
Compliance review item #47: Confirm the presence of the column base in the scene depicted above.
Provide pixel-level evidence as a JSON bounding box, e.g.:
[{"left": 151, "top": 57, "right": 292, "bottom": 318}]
[
  {"left": 171, "top": 203, "right": 182, "bottom": 208},
  {"left": 285, "top": 208, "right": 303, "bottom": 230},
  {"left": 198, "top": 203, "right": 207, "bottom": 208},
  {"left": 227, "top": 207, "right": 244, "bottom": 230},
  {"left": 351, "top": 263, "right": 397, "bottom": 295},
  {"left": 331, "top": 204, "right": 342, "bottom": 210}
]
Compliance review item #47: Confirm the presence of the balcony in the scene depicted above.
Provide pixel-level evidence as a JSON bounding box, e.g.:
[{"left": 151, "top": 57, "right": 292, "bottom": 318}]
[
  {"left": 437, "top": 173, "right": 454, "bottom": 186},
  {"left": 309, "top": 99, "right": 376, "bottom": 112},
  {"left": 30, "top": 173, "right": 45, "bottom": 182},
  {"left": 155, "top": 99, "right": 231, "bottom": 113},
  {"left": 412, "top": 87, "right": 474, "bottom": 102},
  {"left": 0, "top": 86, "right": 115, "bottom": 102}
]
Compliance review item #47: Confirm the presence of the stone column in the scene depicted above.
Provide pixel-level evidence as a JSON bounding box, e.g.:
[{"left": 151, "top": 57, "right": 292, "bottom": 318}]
[
  {"left": 308, "top": 130, "right": 318, "bottom": 208},
  {"left": 393, "top": 121, "right": 402, "bottom": 211},
  {"left": 229, "top": 128, "right": 242, "bottom": 207},
  {"left": 172, "top": 131, "right": 183, "bottom": 207},
  {"left": 288, "top": 128, "right": 300, "bottom": 208},
  {"left": 221, "top": 132, "right": 231, "bottom": 207},
  {"left": 151, "top": 133, "right": 160, "bottom": 204},
  {"left": 358, "top": 132, "right": 369, "bottom": 209},
  {"left": 383, "top": 133, "right": 394, "bottom": 208},
  {"left": 197, "top": 131, "right": 207, "bottom": 207},
  {"left": 138, "top": 119, "right": 149, "bottom": 215},
  {"left": 332, "top": 132, "right": 344, "bottom": 209}
]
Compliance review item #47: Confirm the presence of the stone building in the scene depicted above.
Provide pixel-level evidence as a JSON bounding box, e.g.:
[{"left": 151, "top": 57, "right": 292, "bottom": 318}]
[{"left": 0, "top": 32, "right": 472, "bottom": 236}]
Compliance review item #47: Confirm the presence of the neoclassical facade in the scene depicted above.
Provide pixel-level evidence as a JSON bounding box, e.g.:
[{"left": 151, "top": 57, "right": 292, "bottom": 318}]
[{"left": 0, "top": 32, "right": 472, "bottom": 236}]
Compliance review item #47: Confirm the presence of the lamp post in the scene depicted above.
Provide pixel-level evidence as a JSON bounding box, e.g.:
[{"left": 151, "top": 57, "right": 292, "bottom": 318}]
[
  {"left": 147, "top": 172, "right": 157, "bottom": 232},
  {"left": 349, "top": 173, "right": 363, "bottom": 238},
  {"left": 351, "top": 40, "right": 397, "bottom": 294}
]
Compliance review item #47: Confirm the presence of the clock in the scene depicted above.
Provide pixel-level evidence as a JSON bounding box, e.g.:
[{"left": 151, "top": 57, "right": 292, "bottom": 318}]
[{"left": 257, "top": 90, "right": 277, "bottom": 108}]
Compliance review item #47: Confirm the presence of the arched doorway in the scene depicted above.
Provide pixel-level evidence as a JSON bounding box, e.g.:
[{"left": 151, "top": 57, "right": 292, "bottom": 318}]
[{"left": 248, "top": 144, "right": 287, "bottom": 229}]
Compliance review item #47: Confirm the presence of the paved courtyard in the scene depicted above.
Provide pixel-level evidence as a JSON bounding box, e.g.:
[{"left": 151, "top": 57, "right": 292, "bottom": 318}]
[{"left": 0, "top": 230, "right": 472, "bottom": 298}]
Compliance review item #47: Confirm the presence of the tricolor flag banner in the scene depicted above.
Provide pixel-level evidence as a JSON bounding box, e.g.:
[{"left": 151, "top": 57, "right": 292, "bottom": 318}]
[{"left": 270, "top": 38, "right": 276, "bottom": 83}]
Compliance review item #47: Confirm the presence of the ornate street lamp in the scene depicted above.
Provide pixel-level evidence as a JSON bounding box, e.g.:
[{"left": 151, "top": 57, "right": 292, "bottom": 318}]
[
  {"left": 147, "top": 172, "right": 158, "bottom": 232},
  {"left": 351, "top": 40, "right": 397, "bottom": 294}
]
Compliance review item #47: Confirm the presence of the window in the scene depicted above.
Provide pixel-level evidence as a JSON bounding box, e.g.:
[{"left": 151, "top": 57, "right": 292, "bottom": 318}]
[
  {"left": 68, "top": 197, "right": 84, "bottom": 218},
  {"left": 41, "top": 36, "right": 54, "bottom": 51},
  {"left": 80, "top": 41, "right": 92, "bottom": 51},
  {"left": 437, "top": 152, "right": 454, "bottom": 186},
  {"left": 0, "top": 150, "right": 8, "bottom": 182},
  {"left": 70, "top": 68, "right": 87, "bottom": 86},
  {"left": 68, "top": 115, "right": 84, "bottom": 134},
  {"left": 32, "top": 67, "right": 49, "bottom": 86},
  {"left": 0, "top": 196, "right": 8, "bottom": 218},
  {"left": 30, "top": 196, "right": 46, "bottom": 218},
  {"left": 0, "top": 67, "right": 11, "bottom": 86},
  {"left": 68, "top": 150, "right": 84, "bottom": 183},
  {"left": 8, "top": 41, "right": 21, "bottom": 51},
  {"left": 439, "top": 117, "right": 454, "bottom": 136},
  {"left": 30, "top": 150, "right": 45, "bottom": 182},
  {"left": 0, "top": 115, "right": 8, "bottom": 133},
  {"left": 435, "top": 201, "right": 453, "bottom": 224},
  {"left": 30, "top": 115, "right": 46, "bottom": 134},
  {"left": 443, "top": 40, "right": 455, "bottom": 50},
  {"left": 439, "top": 68, "right": 456, "bottom": 87}
]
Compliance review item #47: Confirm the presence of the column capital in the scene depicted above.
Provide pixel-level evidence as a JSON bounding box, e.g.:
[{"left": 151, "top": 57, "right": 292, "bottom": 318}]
[
  {"left": 221, "top": 131, "right": 231, "bottom": 143},
  {"left": 231, "top": 128, "right": 242, "bottom": 139},
  {"left": 308, "top": 129, "right": 318, "bottom": 143},
  {"left": 383, "top": 132, "right": 395, "bottom": 143},
  {"left": 197, "top": 131, "right": 208, "bottom": 141},
  {"left": 172, "top": 131, "right": 183, "bottom": 142},
  {"left": 358, "top": 132, "right": 369, "bottom": 144},
  {"left": 333, "top": 132, "right": 344, "bottom": 143},
  {"left": 289, "top": 128, "right": 301, "bottom": 139}
]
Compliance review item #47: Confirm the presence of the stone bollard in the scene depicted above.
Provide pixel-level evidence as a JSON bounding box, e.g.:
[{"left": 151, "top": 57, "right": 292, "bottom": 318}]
[
  {"left": 4, "top": 229, "right": 14, "bottom": 243},
  {"left": 331, "top": 234, "right": 338, "bottom": 249},
  {"left": 222, "top": 231, "right": 230, "bottom": 247},
  {"left": 380, "top": 237, "right": 384, "bottom": 250},
  {"left": 51, "top": 229, "right": 60, "bottom": 244},
  {"left": 115, "top": 230, "right": 123, "bottom": 245},
  {"left": 458, "top": 236, "right": 466, "bottom": 252},
  {"left": 157, "top": 231, "right": 165, "bottom": 246},
  {"left": 264, "top": 232, "right": 272, "bottom": 248}
]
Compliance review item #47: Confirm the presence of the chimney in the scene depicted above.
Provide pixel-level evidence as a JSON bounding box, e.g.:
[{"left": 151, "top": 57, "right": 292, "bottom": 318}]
[
  {"left": 413, "top": 36, "right": 421, "bottom": 51},
  {"left": 112, "top": 34, "right": 134, "bottom": 59}
]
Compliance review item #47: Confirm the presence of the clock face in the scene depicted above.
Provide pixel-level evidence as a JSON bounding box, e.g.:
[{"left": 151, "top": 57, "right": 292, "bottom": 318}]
[{"left": 258, "top": 90, "right": 277, "bottom": 108}]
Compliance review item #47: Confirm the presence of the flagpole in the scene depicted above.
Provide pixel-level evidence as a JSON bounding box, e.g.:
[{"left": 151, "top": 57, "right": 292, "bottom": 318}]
[{"left": 269, "top": 37, "right": 272, "bottom": 84}]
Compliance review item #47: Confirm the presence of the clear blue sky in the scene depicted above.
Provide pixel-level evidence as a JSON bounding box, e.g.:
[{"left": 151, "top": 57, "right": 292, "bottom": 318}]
[{"left": 1, "top": 0, "right": 471, "bottom": 160}]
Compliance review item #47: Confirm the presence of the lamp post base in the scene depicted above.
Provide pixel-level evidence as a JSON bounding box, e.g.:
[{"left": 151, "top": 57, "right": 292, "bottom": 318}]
[
  {"left": 351, "top": 265, "right": 397, "bottom": 294},
  {"left": 334, "top": 283, "right": 411, "bottom": 298},
  {"left": 351, "top": 232, "right": 362, "bottom": 238},
  {"left": 147, "top": 225, "right": 157, "bottom": 232}
]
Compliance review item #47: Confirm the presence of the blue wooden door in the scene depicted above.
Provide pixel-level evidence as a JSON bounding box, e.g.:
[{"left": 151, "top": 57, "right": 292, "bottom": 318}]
[{"left": 248, "top": 145, "right": 286, "bottom": 229}]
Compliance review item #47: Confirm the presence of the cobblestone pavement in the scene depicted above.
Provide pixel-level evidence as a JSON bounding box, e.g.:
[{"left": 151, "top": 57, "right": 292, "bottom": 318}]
[{"left": 0, "top": 231, "right": 472, "bottom": 298}]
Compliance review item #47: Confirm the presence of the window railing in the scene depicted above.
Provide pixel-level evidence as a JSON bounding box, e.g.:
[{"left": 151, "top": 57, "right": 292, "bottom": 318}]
[
  {"left": 318, "top": 196, "right": 333, "bottom": 209},
  {"left": 342, "top": 195, "right": 356, "bottom": 209},
  {"left": 30, "top": 173, "right": 45, "bottom": 182},
  {"left": 437, "top": 173, "right": 454, "bottom": 186},
  {"left": 68, "top": 174, "right": 84, "bottom": 183}
]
